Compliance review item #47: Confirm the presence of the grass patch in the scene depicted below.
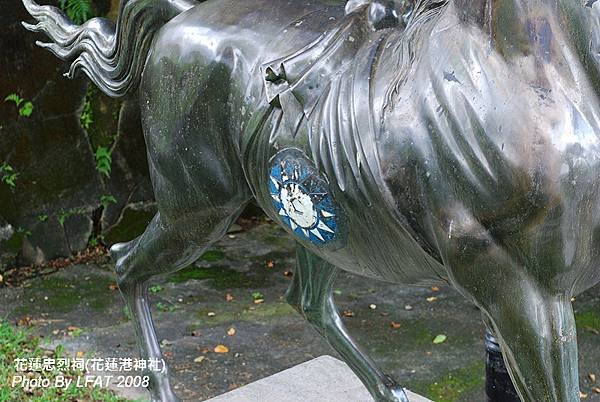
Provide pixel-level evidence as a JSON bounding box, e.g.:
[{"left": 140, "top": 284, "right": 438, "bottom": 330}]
[{"left": 0, "top": 321, "right": 126, "bottom": 401}]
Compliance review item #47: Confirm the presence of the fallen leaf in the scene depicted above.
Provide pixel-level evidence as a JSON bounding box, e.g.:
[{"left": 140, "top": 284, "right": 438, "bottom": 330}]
[
  {"left": 593, "top": 387, "right": 600, "bottom": 394},
  {"left": 108, "top": 283, "right": 118, "bottom": 291},
  {"left": 17, "top": 316, "right": 32, "bottom": 327},
  {"left": 433, "top": 334, "right": 447, "bottom": 344},
  {"left": 227, "top": 327, "right": 236, "bottom": 336},
  {"left": 266, "top": 261, "right": 274, "bottom": 269},
  {"left": 390, "top": 322, "right": 401, "bottom": 329},
  {"left": 214, "top": 345, "right": 229, "bottom": 354},
  {"left": 342, "top": 310, "right": 355, "bottom": 318},
  {"left": 580, "top": 391, "right": 588, "bottom": 399},
  {"left": 283, "top": 271, "right": 293, "bottom": 277},
  {"left": 193, "top": 356, "right": 205, "bottom": 363},
  {"left": 426, "top": 297, "right": 438, "bottom": 303},
  {"left": 589, "top": 373, "right": 597, "bottom": 383},
  {"left": 76, "top": 351, "right": 84, "bottom": 358},
  {"left": 225, "top": 293, "right": 234, "bottom": 302},
  {"left": 164, "top": 351, "right": 173, "bottom": 358},
  {"left": 430, "top": 286, "right": 440, "bottom": 292},
  {"left": 207, "top": 312, "right": 216, "bottom": 317},
  {"left": 52, "top": 329, "right": 59, "bottom": 335},
  {"left": 585, "top": 326, "right": 600, "bottom": 335},
  {"left": 369, "top": 304, "right": 377, "bottom": 310}
]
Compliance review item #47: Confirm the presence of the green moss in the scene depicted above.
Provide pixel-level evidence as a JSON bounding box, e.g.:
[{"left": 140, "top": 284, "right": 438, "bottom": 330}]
[
  {"left": 243, "top": 302, "right": 294, "bottom": 319},
  {"left": 0, "top": 230, "right": 24, "bottom": 255},
  {"left": 263, "top": 235, "right": 292, "bottom": 247},
  {"left": 575, "top": 310, "right": 600, "bottom": 331},
  {"left": 21, "top": 274, "right": 114, "bottom": 313},
  {"left": 411, "top": 361, "right": 485, "bottom": 402},
  {"left": 168, "top": 265, "right": 267, "bottom": 289},
  {"left": 200, "top": 250, "right": 225, "bottom": 262},
  {"left": 192, "top": 302, "right": 295, "bottom": 328}
]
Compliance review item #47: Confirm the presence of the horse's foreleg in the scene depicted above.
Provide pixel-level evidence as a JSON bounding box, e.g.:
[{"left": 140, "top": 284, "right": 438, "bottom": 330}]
[
  {"left": 287, "top": 246, "right": 408, "bottom": 402},
  {"left": 478, "top": 285, "right": 579, "bottom": 402}
]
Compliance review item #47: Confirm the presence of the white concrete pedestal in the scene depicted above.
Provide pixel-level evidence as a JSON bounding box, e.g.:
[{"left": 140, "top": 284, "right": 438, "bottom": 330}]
[{"left": 206, "top": 355, "right": 432, "bottom": 402}]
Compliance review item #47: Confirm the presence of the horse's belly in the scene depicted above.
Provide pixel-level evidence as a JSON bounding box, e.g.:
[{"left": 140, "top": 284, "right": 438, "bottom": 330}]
[{"left": 243, "top": 105, "right": 446, "bottom": 286}]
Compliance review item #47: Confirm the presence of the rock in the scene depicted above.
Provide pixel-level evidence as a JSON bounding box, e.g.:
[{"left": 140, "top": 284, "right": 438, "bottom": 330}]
[
  {"left": 0, "top": 1, "right": 155, "bottom": 269},
  {"left": 101, "top": 97, "right": 155, "bottom": 233},
  {"left": 103, "top": 202, "right": 157, "bottom": 245}
]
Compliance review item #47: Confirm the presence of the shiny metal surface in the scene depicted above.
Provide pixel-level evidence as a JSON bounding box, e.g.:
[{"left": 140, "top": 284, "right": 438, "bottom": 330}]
[{"left": 23, "top": 0, "right": 600, "bottom": 401}]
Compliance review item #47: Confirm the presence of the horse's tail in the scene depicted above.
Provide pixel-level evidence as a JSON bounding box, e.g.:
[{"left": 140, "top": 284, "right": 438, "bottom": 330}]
[{"left": 21, "top": 0, "right": 197, "bottom": 98}]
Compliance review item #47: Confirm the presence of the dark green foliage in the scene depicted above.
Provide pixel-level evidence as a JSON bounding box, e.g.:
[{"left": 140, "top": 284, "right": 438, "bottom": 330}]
[
  {"left": 80, "top": 87, "right": 94, "bottom": 129},
  {"left": 100, "top": 194, "right": 117, "bottom": 208},
  {"left": 58, "top": 207, "right": 86, "bottom": 227},
  {"left": 58, "top": 0, "right": 95, "bottom": 25},
  {"left": 0, "top": 162, "right": 18, "bottom": 188},
  {"left": 4, "top": 93, "right": 33, "bottom": 117},
  {"left": 95, "top": 146, "right": 112, "bottom": 177}
]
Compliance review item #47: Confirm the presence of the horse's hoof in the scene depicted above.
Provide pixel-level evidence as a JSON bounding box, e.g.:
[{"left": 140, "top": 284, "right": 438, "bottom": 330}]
[{"left": 378, "top": 375, "right": 409, "bottom": 402}]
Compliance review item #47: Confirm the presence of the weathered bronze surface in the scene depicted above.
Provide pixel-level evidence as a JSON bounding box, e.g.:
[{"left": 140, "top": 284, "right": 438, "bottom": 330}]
[{"left": 22, "top": 0, "right": 600, "bottom": 401}]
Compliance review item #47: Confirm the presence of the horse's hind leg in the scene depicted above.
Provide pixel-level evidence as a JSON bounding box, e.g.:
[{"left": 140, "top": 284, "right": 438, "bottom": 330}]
[
  {"left": 287, "top": 246, "right": 408, "bottom": 402},
  {"left": 111, "top": 200, "right": 248, "bottom": 402}
]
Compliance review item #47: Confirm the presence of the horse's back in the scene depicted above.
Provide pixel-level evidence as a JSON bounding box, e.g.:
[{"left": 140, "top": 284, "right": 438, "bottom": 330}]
[{"left": 147, "top": 0, "right": 348, "bottom": 71}]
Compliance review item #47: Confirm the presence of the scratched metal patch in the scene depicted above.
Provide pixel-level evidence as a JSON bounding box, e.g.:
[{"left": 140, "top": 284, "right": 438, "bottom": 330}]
[{"left": 268, "top": 149, "right": 343, "bottom": 247}]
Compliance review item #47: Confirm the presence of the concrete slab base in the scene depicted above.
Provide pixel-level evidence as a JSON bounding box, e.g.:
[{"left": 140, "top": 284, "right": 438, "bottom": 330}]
[{"left": 206, "top": 355, "right": 431, "bottom": 402}]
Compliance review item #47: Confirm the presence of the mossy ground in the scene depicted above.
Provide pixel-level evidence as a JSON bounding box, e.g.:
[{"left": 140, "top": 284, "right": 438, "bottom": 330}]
[
  {"left": 19, "top": 272, "right": 114, "bottom": 314},
  {"left": 167, "top": 249, "right": 289, "bottom": 290},
  {"left": 409, "top": 361, "right": 486, "bottom": 402},
  {"left": 575, "top": 300, "right": 600, "bottom": 333}
]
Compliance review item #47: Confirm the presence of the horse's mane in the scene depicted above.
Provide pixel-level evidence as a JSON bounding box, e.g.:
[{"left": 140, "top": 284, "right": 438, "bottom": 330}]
[{"left": 382, "top": 0, "right": 449, "bottom": 113}]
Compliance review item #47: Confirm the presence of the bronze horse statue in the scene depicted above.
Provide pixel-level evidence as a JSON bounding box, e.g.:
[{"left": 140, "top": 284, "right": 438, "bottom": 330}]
[{"left": 22, "top": 0, "right": 600, "bottom": 400}]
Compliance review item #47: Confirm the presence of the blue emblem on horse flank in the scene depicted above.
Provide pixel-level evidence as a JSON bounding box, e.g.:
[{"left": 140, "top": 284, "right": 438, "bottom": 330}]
[{"left": 269, "top": 150, "right": 339, "bottom": 246}]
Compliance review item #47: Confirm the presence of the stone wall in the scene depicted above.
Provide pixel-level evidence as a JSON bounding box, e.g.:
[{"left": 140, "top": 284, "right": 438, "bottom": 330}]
[{"left": 0, "top": 0, "right": 156, "bottom": 270}]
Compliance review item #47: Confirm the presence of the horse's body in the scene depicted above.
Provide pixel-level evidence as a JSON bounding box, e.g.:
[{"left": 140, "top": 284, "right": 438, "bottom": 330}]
[
  {"left": 143, "top": 0, "right": 445, "bottom": 285},
  {"left": 22, "top": 0, "right": 600, "bottom": 401}
]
